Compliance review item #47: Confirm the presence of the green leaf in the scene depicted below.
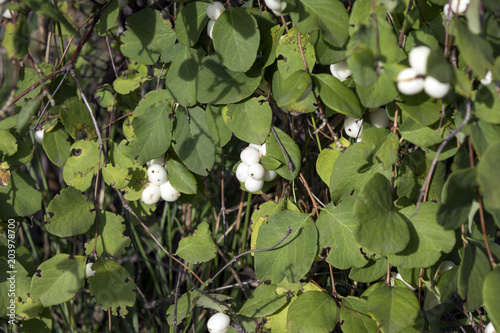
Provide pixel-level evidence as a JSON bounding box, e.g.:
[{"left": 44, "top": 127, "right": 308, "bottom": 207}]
[
  {"left": 272, "top": 70, "right": 318, "bottom": 113},
  {"left": 458, "top": 242, "right": 493, "bottom": 311},
  {"left": 166, "top": 287, "right": 203, "bottom": 325},
  {"left": 46, "top": 187, "right": 95, "bottom": 237},
  {"left": 255, "top": 210, "right": 318, "bottom": 284},
  {"left": 483, "top": 267, "right": 500, "bottom": 332},
  {"left": 205, "top": 104, "right": 232, "bottom": 148},
  {"left": 437, "top": 167, "right": 478, "bottom": 230},
  {"left": 340, "top": 296, "right": 378, "bottom": 333},
  {"left": 388, "top": 203, "right": 455, "bottom": 268},
  {"left": 175, "top": 222, "right": 217, "bottom": 264},
  {"left": 59, "top": 98, "right": 97, "bottom": 140},
  {"left": 356, "top": 65, "right": 400, "bottom": 108},
  {"left": 15, "top": 296, "right": 44, "bottom": 320},
  {"left": 88, "top": 259, "right": 136, "bottom": 317},
  {"left": 17, "top": 98, "right": 40, "bottom": 133},
  {"left": 42, "top": 124, "right": 71, "bottom": 167},
  {"left": 120, "top": 8, "right": 176, "bottom": 65},
  {"left": 172, "top": 107, "right": 215, "bottom": 176},
  {"left": 224, "top": 97, "right": 272, "bottom": 145},
  {"left": 276, "top": 27, "right": 316, "bottom": 79},
  {"left": 20, "top": 0, "right": 78, "bottom": 37},
  {"left": 366, "top": 286, "right": 420, "bottom": 333},
  {"left": 0, "top": 168, "right": 42, "bottom": 218},
  {"left": 130, "top": 100, "right": 173, "bottom": 165},
  {"left": 95, "top": 0, "right": 119, "bottom": 35},
  {"left": 316, "top": 138, "right": 350, "bottom": 185},
  {"left": 213, "top": 7, "right": 260, "bottom": 72},
  {"left": 62, "top": 140, "right": 99, "bottom": 191},
  {"left": 354, "top": 173, "right": 410, "bottom": 254},
  {"left": 359, "top": 128, "right": 400, "bottom": 170},
  {"left": 15, "top": 63, "right": 54, "bottom": 107},
  {"left": 313, "top": 73, "right": 363, "bottom": 118},
  {"left": 399, "top": 116, "right": 449, "bottom": 148},
  {"left": 286, "top": 291, "right": 338, "bottom": 333},
  {"left": 30, "top": 254, "right": 86, "bottom": 307},
  {"left": 477, "top": 140, "right": 500, "bottom": 212},
  {"left": 397, "top": 93, "right": 442, "bottom": 126},
  {"left": 85, "top": 210, "right": 131, "bottom": 258},
  {"left": 349, "top": 258, "right": 387, "bottom": 283},
  {"left": 113, "top": 70, "right": 148, "bottom": 95},
  {"left": 316, "top": 198, "right": 369, "bottom": 269},
  {"left": 175, "top": 1, "right": 210, "bottom": 47},
  {"left": 239, "top": 284, "right": 288, "bottom": 317},
  {"left": 311, "top": 30, "right": 345, "bottom": 65},
  {"left": 265, "top": 127, "right": 301, "bottom": 181},
  {"left": 276, "top": 70, "right": 312, "bottom": 107},
  {"left": 475, "top": 84, "right": 500, "bottom": 124},
  {"left": 0, "top": 259, "right": 31, "bottom": 317},
  {"left": 0, "top": 130, "right": 18, "bottom": 156},
  {"left": 289, "top": 0, "right": 349, "bottom": 48},
  {"left": 102, "top": 164, "right": 130, "bottom": 190},
  {"left": 196, "top": 55, "right": 262, "bottom": 104},
  {"left": 165, "top": 159, "right": 197, "bottom": 195}
]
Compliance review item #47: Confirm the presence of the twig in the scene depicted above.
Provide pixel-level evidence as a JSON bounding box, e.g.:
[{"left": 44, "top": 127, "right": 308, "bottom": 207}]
[
  {"left": 209, "top": 226, "right": 293, "bottom": 284},
  {"left": 105, "top": 32, "right": 118, "bottom": 79},
  {"left": 173, "top": 268, "right": 185, "bottom": 333},
  {"left": 299, "top": 173, "right": 319, "bottom": 216},
  {"left": 398, "top": 0, "right": 414, "bottom": 47},
  {"left": 271, "top": 127, "right": 293, "bottom": 173},
  {"left": 413, "top": 99, "right": 472, "bottom": 216}
]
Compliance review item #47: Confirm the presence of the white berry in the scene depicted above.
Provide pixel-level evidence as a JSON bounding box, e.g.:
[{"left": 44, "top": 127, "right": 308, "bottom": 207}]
[
  {"left": 434, "top": 260, "right": 456, "bottom": 281},
  {"left": 259, "top": 144, "right": 267, "bottom": 157},
  {"left": 344, "top": 116, "right": 364, "bottom": 139},
  {"left": 206, "top": 2, "right": 225, "bottom": 20},
  {"left": 160, "top": 181, "right": 181, "bottom": 202},
  {"left": 141, "top": 183, "right": 161, "bottom": 205},
  {"left": 240, "top": 147, "right": 260, "bottom": 165},
  {"left": 408, "top": 45, "right": 431, "bottom": 75},
  {"left": 248, "top": 163, "right": 265, "bottom": 181},
  {"left": 330, "top": 61, "right": 352, "bottom": 82},
  {"left": 85, "top": 263, "right": 96, "bottom": 278},
  {"left": 147, "top": 156, "right": 165, "bottom": 167},
  {"left": 2, "top": 9, "right": 12, "bottom": 19},
  {"left": 147, "top": 164, "right": 168, "bottom": 186},
  {"left": 369, "top": 108, "right": 389, "bottom": 129},
  {"left": 207, "top": 313, "right": 231, "bottom": 333},
  {"left": 485, "top": 322, "right": 497, "bottom": 333},
  {"left": 248, "top": 143, "right": 261, "bottom": 150},
  {"left": 264, "top": 0, "right": 283, "bottom": 11},
  {"left": 424, "top": 76, "right": 450, "bottom": 99},
  {"left": 397, "top": 67, "right": 424, "bottom": 95},
  {"left": 235, "top": 163, "right": 249, "bottom": 183},
  {"left": 34, "top": 129, "right": 44, "bottom": 144},
  {"left": 207, "top": 19, "right": 216, "bottom": 39},
  {"left": 245, "top": 177, "right": 264, "bottom": 193},
  {"left": 449, "top": 0, "right": 470, "bottom": 15},
  {"left": 480, "top": 70, "right": 492, "bottom": 85},
  {"left": 264, "top": 169, "right": 278, "bottom": 182}
]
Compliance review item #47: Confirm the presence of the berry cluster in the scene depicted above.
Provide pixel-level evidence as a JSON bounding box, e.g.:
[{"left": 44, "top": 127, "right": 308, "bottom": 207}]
[
  {"left": 141, "top": 158, "right": 181, "bottom": 205},
  {"left": 206, "top": 2, "right": 225, "bottom": 39},
  {"left": 397, "top": 46, "right": 450, "bottom": 99},
  {"left": 236, "top": 144, "right": 277, "bottom": 193},
  {"left": 343, "top": 108, "right": 390, "bottom": 141},
  {"left": 264, "top": 0, "right": 287, "bottom": 16}
]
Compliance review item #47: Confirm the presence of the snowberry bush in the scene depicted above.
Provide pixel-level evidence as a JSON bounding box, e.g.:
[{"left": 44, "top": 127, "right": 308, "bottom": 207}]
[{"left": 0, "top": 0, "right": 499, "bottom": 332}]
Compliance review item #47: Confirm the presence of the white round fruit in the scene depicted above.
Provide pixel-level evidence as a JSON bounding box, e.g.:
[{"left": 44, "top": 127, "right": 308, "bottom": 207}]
[
  {"left": 141, "top": 184, "right": 161, "bottom": 205},
  {"left": 424, "top": 76, "right": 450, "bottom": 99},
  {"left": 369, "top": 108, "right": 389, "bottom": 129},
  {"left": 85, "top": 263, "right": 96, "bottom": 278},
  {"left": 240, "top": 147, "right": 260, "bottom": 165},
  {"left": 263, "top": 169, "right": 278, "bottom": 182},
  {"left": 245, "top": 177, "right": 264, "bottom": 193},
  {"left": 147, "top": 156, "right": 165, "bottom": 167},
  {"left": 397, "top": 67, "right": 424, "bottom": 95},
  {"left": 264, "top": 0, "right": 283, "bottom": 11},
  {"left": 207, "top": 19, "right": 216, "bottom": 39},
  {"left": 344, "top": 116, "right": 364, "bottom": 139},
  {"left": 485, "top": 322, "right": 497, "bottom": 333},
  {"left": 206, "top": 2, "right": 225, "bottom": 20},
  {"left": 34, "top": 129, "right": 44, "bottom": 144},
  {"left": 147, "top": 164, "right": 168, "bottom": 186},
  {"left": 449, "top": 0, "right": 470, "bottom": 15},
  {"left": 2, "top": 9, "right": 12, "bottom": 19},
  {"left": 434, "top": 260, "right": 456, "bottom": 281},
  {"left": 160, "top": 181, "right": 181, "bottom": 202},
  {"left": 235, "top": 163, "right": 249, "bottom": 183},
  {"left": 259, "top": 144, "right": 267, "bottom": 157},
  {"left": 408, "top": 45, "right": 431, "bottom": 75},
  {"left": 248, "top": 143, "right": 261, "bottom": 150},
  {"left": 330, "top": 61, "right": 352, "bottom": 82},
  {"left": 481, "top": 70, "right": 493, "bottom": 85},
  {"left": 248, "top": 163, "right": 265, "bottom": 181},
  {"left": 207, "top": 312, "right": 231, "bottom": 333}
]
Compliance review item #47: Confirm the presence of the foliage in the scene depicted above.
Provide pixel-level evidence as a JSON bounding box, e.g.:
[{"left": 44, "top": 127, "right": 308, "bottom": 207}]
[{"left": 0, "top": 0, "right": 499, "bottom": 332}]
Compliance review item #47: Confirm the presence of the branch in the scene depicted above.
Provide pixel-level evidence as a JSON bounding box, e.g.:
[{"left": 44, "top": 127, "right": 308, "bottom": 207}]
[{"left": 271, "top": 127, "right": 293, "bottom": 172}]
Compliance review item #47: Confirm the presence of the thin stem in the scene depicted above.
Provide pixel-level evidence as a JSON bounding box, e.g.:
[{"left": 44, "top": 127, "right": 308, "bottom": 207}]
[
  {"left": 271, "top": 127, "right": 293, "bottom": 172},
  {"left": 299, "top": 173, "right": 319, "bottom": 216}
]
